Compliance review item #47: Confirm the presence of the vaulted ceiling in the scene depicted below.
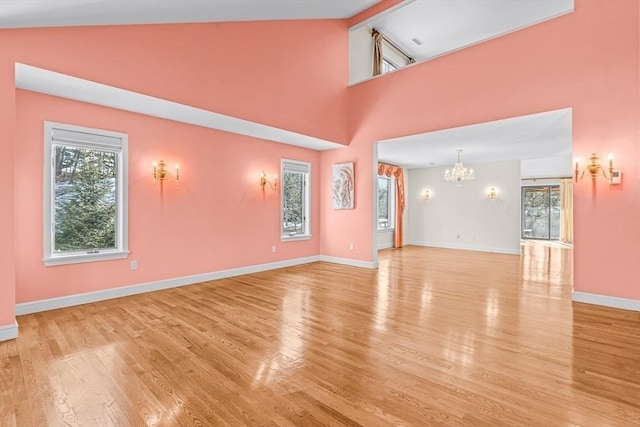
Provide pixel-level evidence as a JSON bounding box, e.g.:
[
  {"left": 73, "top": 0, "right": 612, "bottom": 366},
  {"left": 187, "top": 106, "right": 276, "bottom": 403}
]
[
  {"left": 0, "top": 0, "right": 379, "bottom": 28},
  {"left": 366, "top": 0, "right": 574, "bottom": 62}
]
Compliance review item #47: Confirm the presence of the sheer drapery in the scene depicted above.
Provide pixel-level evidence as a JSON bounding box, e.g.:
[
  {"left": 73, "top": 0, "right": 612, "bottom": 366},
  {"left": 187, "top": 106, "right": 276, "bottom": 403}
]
[
  {"left": 560, "top": 178, "right": 573, "bottom": 243},
  {"left": 372, "top": 29, "right": 383, "bottom": 76},
  {"left": 378, "top": 163, "right": 405, "bottom": 248}
]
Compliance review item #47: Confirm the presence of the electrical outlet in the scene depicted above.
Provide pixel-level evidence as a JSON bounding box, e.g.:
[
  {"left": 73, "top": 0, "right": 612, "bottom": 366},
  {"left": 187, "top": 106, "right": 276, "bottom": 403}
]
[
  {"left": 456, "top": 234, "right": 460, "bottom": 239},
  {"left": 271, "top": 245, "right": 277, "bottom": 253},
  {"left": 349, "top": 243, "right": 354, "bottom": 251},
  {"left": 130, "top": 260, "right": 138, "bottom": 270}
]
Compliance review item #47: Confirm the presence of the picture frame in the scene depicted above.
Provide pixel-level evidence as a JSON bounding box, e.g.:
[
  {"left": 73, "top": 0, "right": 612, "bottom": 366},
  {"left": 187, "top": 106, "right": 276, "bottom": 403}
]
[{"left": 332, "top": 162, "right": 354, "bottom": 210}]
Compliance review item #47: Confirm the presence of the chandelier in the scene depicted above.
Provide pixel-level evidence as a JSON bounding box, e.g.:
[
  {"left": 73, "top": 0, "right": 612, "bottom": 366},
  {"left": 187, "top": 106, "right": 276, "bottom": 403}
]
[{"left": 444, "top": 149, "right": 474, "bottom": 185}]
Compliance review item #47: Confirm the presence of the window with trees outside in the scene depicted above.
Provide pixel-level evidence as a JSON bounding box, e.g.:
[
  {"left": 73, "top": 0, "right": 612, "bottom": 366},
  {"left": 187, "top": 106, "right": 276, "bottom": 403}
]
[
  {"left": 521, "top": 185, "right": 560, "bottom": 240},
  {"left": 281, "top": 159, "right": 310, "bottom": 240},
  {"left": 378, "top": 176, "right": 395, "bottom": 230},
  {"left": 44, "top": 122, "right": 128, "bottom": 266}
]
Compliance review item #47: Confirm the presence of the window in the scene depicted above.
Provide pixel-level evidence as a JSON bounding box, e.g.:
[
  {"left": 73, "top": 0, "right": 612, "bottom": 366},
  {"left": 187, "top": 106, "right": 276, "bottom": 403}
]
[
  {"left": 382, "top": 58, "right": 399, "bottom": 74},
  {"left": 381, "top": 36, "right": 413, "bottom": 74},
  {"left": 522, "top": 186, "right": 561, "bottom": 240},
  {"left": 378, "top": 176, "right": 395, "bottom": 230},
  {"left": 44, "top": 122, "right": 128, "bottom": 265},
  {"left": 281, "top": 159, "right": 311, "bottom": 240}
]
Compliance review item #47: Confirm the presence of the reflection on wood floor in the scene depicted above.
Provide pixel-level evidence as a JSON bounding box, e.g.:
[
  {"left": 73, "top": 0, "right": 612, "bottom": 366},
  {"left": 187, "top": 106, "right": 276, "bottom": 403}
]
[{"left": 1, "top": 244, "right": 639, "bottom": 426}]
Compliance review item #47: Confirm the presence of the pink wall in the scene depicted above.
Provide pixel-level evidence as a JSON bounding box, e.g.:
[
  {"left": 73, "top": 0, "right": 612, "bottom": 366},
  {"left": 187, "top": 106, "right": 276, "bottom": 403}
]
[
  {"left": 349, "top": 0, "right": 405, "bottom": 27},
  {"left": 321, "top": 0, "right": 640, "bottom": 300},
  {"left": 14, "top": 92, "right": 321, "bottom": 302},
  {"left": 0, "top": 0, "right": 638, "bottom": 332},
  {"left": 0, "top": 19, "right": 348, "bottom": 321},
  {"left": 2, "top": 20, "right": 350, "bottom": 145},
  {"left": 0, "top": 56, "right": 16, "bottom": 326}
]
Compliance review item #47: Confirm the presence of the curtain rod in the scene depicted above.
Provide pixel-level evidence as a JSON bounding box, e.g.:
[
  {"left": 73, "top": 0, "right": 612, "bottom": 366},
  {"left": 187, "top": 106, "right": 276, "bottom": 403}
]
[
  {"left": 521, "top": 176, "right": 572, "bottom": 181},
  {"left": 372, "top": 28, "right": 415, "bottom": 63}
]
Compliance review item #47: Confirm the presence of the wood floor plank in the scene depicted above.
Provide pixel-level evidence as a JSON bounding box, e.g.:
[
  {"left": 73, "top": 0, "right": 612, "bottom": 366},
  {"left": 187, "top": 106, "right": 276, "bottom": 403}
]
[{"left": 1, "top": 243, "right": 639, "bottom": 426}]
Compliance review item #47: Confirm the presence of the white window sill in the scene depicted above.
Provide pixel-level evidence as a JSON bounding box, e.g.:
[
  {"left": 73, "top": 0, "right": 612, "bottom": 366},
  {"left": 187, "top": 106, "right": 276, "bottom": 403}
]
[
  {"left": 44, "top": 250, "right": 128, "bottom": 266},
  {"left": 377, "top": 228, "right": 395, "bottom": 233},
  {"left": 281, "top": 234, "right": 312, "bottom": 242}
]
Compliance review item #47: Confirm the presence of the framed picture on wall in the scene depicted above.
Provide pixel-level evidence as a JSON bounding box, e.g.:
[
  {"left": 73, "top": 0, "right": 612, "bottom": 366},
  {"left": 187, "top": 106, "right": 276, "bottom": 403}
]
[{"left": 332, "top": 162, "right": 354, "bottom": 210}]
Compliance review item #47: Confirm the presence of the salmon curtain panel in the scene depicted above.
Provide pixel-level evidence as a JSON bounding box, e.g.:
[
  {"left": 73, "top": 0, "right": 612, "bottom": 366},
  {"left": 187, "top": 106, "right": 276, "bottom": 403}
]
[
  {"left": 560, "top": 178, "right": 573, "bottom": 243},
  {"left": 378, "top": 163, "right": 406, "bottom": 248},
  {"left": 372, "top": 29, "right": 383, "bottom": 76}
]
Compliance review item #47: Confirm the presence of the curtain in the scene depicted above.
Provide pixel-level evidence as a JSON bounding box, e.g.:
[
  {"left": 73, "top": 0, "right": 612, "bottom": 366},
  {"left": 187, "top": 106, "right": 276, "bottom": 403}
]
[
  {"left": 378, "top": 163, "right": 406, "bottom": 248},
  {"left": 372, "top": 29, "right": 383, "bottom": 76},
  {"left": 560, "top": 178, "right": 573, "bottom": 243}
]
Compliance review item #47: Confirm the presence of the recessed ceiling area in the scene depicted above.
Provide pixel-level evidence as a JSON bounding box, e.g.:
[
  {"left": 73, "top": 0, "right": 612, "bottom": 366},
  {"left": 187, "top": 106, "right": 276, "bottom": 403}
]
[
  {"left": 0, "top": 0, "right": 379, "bottom": 28},
  {"left": 366, "top": 0, "right": 574, "bottom": 62},
  {"left": 378, "top": 108, "right": 572, "bottom": 177}
]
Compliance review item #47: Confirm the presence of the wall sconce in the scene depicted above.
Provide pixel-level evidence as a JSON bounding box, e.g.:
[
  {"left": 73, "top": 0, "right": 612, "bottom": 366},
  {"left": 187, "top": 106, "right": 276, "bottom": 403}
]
[
  {"left": 575, "top": 153, "right": 621, "bottom": 184},
  {"left": 260, "top": 171, "right": 277, "bottom": 192},
  {"left": 423, "top": 190, "right": 432, "bottom": 200},
  {"left": 153, "top": 160, "right": 179, "bottom": 184},
  {"left": 487, "top": 187, "right": 498, "bottom": 199}
]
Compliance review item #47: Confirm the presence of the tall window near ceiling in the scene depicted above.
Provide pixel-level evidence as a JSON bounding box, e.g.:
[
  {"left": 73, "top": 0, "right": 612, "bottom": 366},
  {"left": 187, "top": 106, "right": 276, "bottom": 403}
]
[
  {"left": 281, "top": 159, "right": 311, "bottom": 240},
  {"left": 382, "top": 58, "right": 399, "bottom": 74},
  {"left": 44, "top": 122, "right": 128, "bottom": 265},
  {"left": 372, "top": 28, "right": 414, "bottom": 76}
]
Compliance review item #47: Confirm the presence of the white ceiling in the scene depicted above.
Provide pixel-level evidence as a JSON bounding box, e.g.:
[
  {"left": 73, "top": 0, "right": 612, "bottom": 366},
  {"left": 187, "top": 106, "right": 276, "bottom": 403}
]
[
  {"left": 0, "top": 0, "right": 379, "bottom": 28},
  {"left": 378, "top": 108, "right": 572, "bottom": 174},
  {"left": 367, "top": 0, "right": 574, "bottom": 61}
]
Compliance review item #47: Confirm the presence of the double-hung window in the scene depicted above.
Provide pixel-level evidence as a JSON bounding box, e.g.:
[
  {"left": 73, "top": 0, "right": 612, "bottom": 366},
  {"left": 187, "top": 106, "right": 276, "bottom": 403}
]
[
  {"left": 44, "top": 122, "right": 128, "bottom": 265},
  {"left": 377, "top": 176, "right": 395, "bottom": 230},
  {"left": 281, "top": 159, "right": 311, "bottom": 240}
]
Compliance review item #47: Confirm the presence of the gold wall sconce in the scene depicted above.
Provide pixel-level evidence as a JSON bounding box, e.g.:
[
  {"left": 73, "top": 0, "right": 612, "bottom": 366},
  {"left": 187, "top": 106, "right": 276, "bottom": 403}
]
[
  {"left": 260, "top": 171, "right": 277, "bottom": 192},
  {"left": 153, "top": 160, "right": 179, "bottom": 185},
  {"left": 575, "top": 153, "right": 621, "bottom": 184},
  {"left": 423, "top": 190, "right": 432, "bottom": 200},
  {"left": 487, "top": 187, "right": 498, "bottom": 199}
]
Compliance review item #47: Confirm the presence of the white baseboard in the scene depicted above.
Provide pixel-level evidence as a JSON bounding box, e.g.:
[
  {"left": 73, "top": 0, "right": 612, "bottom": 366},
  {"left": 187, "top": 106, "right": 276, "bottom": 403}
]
[
  {"left": 15, "top": 255, "right": 380, "bottom": 316},
  {"left": 406, "top": 241, "right": 521, "bottom": 255},
  {"left": 572, "top": 292, "right": 640, "bottom": 311},
  {"left": 378, "top": 243, "right": 394, "bottom": 250},
  {"left": 319, "top": 255, "right": 377, "bottom": 269},
  {"left": 16, "top": 256, "right": 321, "bottom": 316},
  {"left": 0, "top": 321, "right": 18, "bottom": 342}
]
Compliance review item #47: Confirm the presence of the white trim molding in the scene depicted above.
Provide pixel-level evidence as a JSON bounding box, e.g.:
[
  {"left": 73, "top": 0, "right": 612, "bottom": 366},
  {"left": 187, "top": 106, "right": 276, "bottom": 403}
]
[
  {"left": 17, "top": 256, "right": 320, "bottom": 315},
  {"left": 15, "top": 256, "right": 379, "bottom": 316},
  {"left": 406, "top": 241, "right": 521, "bottom": 256},
  {"left": 572, "top": 292, "right": 640, "bottom": 312},
  {"left": 377, "top": 228, "right": 395, "bottom": 250},
  {"left": 0, "top": 321, "right": 18, "bottom": 342},
  {"left": 378, "top": 243, "right": 394, "bottom": 250},
  {"left": 319, "top": 255, "right": 377, "bottom": 269}
]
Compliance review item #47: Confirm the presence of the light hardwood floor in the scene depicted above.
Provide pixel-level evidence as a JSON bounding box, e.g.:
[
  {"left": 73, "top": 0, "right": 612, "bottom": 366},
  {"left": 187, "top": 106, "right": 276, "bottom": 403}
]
[{"left": 1, "top": 245, "right": 638, "bottom": 426}]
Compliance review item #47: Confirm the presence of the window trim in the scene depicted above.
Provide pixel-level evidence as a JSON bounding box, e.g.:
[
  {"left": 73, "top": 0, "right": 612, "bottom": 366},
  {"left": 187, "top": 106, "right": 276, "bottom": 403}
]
[
  {"left": 382, "top": 57, "right": 400, "bottom": 74},
  {"left": 281, "top": 159, "right": 311, "bottom": 242},
  {"left": 377, "top": 176, "right": 395, "bottom": 231},
  {"left": 521, "top": 184, "right": 560, "bottom": 241},
  {"left": 43, "top": 121, "right": 129, "bottom": 266}
]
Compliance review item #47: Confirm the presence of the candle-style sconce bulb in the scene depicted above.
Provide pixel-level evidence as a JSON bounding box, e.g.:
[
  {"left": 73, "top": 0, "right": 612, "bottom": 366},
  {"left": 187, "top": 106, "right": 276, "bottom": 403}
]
[{"left": 153, "top": 160, "right": 179, "bottom": 185}]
